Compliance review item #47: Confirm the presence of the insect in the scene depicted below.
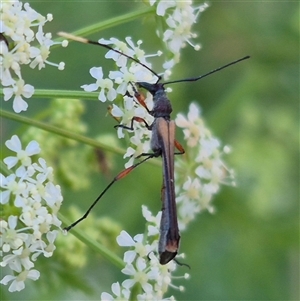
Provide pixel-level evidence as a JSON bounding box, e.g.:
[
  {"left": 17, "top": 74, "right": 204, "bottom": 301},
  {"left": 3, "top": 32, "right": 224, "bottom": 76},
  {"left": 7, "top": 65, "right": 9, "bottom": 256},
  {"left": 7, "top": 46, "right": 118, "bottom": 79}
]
[{"left": 58, "top": 31, "right": 249, "bottom": 264}]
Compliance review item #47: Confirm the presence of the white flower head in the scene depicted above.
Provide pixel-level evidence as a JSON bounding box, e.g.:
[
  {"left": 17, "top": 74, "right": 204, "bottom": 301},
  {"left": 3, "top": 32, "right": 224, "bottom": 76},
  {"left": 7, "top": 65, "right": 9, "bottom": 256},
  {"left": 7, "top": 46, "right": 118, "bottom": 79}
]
[
  {"left": 84, "top": 36, "right": 158, "bottom": 103},
  {"left": 0, "top": 135, "right": 63, "bottom": 292},
  {"left": 105, "top": 206, "right": 187, "bottom": 300},
  {"left": 101, "top": 282, "right": 130, "bottom": 301},
  {"left": 117, "top": 231, "right": 153, "bottom": 264},
  {"left": 175, "top": 103, "right": 235, "bottom": 229},
  {"left": 4, "top": 135, "right": 40, "bottom": 169},
  {"left": 0, "top": 1, "right": 67, "bottom": 112},
  {"left": 150, "top": 0, "right": 209, "bottom": 63},
  {"left": 81, "top": 67, "right": 116, "bottom": 102},
  {"left": 0, "top": 269, "right": 40, "bottom": 292},
  {"left": 81, "top": 37, "right": 159, "bottom": 165}
]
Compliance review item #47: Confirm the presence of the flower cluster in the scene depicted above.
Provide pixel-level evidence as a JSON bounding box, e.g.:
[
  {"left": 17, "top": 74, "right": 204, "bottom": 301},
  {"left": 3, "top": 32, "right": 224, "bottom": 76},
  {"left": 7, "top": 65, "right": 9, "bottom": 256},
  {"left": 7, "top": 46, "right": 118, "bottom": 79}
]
[
  {"left": 0, "top": 0, "right": 67, "bottom": 113},
  {"left": 81, "top": 37, "right": 159, "bottom": 102},
  {"left": 79, "top": 36, "right": 160, "bottom": 167},
  {"left": 175, "top": 103, "right": 235, "bottom": 229},
  {"left": 0, "top": 135, "right": 63, "bottom": 292},
  {"left": 101, "top": 206, "right": 186, "bottom": 301},
  {"left": 149, "top": 0, "right": 209, "bottom": 67}
]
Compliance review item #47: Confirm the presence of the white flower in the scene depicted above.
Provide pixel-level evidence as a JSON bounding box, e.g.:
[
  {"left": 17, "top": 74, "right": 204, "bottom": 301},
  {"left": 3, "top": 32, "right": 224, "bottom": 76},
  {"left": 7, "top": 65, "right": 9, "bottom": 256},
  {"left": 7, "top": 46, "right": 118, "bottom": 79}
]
[
  {"left": 155, "top": 1, "right": 176, "bottom": 16},
  {"left": 0, "top": 269, "right": 40, "bottom": 292},
  {"left": 142, "top": 205, "right": 161, "bottom": 236},
  {"left": 109, "top": 207, "right": 186, "bottom": 300},
  {"left": 1, "top": 237, "right": 35, "bottom": 272},
  {"left": 0, "top": 1, "right": 66, "bottom": 112},
  {"left": 150, "top": 0, "right": 209, "bottom": 63},
  {"left": 81, "top": 67, "right": 117, "bottom": 102},
  {"left": 3, "top": 79, "right": 34, "bottom": 113},
  {"left": 4, "top": 135, "right": 40, "bottom": 168},
  {"left": 80, "top": 37, "right": 160, "bottom": 165},
  {"left": 0, "top": 135, "right": 63, "bottom": 292},
  {"left": 101, "top": 282, "right": 130, "bottom": 301},
  {"left": 82, "top": 37, "right": 158, "bottom": 165},
  {"left": 175, "top": 102, "right": 204, "bottom": 147},
  {"left": 122, "top": 257, "right": 153, "bottom": 293},
  {"left": 0, "top": 216, "right": 28, "bottom": 253},
  {"left": 0, "top": 173, "right": 26, "bottom": 205},
  {"left": 82, "top": 37, "right": 158, "bottom": 104},
  {"left": 175, "top": 103, "right": 235, "bottom": 229},
  {"left": 117, "top": 230, "right": 152, "bottom": 264}
]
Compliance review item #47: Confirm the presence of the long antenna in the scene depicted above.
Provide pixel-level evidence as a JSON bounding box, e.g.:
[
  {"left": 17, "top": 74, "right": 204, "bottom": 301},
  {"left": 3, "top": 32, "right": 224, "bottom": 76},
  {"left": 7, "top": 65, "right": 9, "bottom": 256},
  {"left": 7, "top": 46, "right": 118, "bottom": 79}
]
[
  {"left": 58, "top": 32, "right": 161, "bottom": 80},
  {"left": 58, "top": 32, "right": 250, "bottom": 87},
  {"left": 162, "top": 55, "right": 250, "bottom": 86}
]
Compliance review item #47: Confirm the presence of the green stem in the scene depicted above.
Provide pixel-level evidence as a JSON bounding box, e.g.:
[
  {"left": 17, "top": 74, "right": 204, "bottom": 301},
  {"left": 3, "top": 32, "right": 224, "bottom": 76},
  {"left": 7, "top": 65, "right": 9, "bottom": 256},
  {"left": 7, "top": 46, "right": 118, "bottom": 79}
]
[
  {"left": 129, "top": 283, "right": 142, "bottom": 301},
  {"left": 0, "top": 109, "right": 161, "bottom": 167},
  {"left": 0, "top": 161, "right": 11, "bottom": 176},
  {"left": 33, "top": 89, "right": 98, "bottom": 100},
  {"left": 58, "top": 213, "right": 125, "bottom": 269},
  {"left": 0, "top": 88, "right": 97, "bottom": 100},
  {"left": 0, "top": 109, "right": 124, "bottom": 155},
  {"left": 54, "top": 7, "right": 155, "bottom": 44},
  {"left": 70, "top": 7, "right": 155, "bottom": 38}
]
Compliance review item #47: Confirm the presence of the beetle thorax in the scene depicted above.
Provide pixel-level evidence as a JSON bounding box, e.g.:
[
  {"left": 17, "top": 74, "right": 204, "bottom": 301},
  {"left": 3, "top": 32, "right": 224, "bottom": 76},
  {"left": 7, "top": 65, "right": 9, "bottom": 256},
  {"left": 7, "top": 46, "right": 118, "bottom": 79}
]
[{"left": 152, "top": 89, "right": 172, "bottom": 119}]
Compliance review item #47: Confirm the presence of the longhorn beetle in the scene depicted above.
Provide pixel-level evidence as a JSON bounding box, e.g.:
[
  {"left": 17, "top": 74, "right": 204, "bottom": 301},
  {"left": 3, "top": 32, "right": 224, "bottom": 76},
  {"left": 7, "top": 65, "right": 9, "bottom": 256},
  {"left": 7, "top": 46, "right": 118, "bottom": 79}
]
[{"left": 58, "top": 31, "right": 249, "bottom": 264}]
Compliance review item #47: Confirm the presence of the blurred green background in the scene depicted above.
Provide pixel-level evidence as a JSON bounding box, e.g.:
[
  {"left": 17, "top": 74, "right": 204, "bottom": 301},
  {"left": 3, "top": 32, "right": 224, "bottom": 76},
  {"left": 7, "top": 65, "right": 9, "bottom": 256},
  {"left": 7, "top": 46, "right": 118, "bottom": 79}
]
[{"left": 1, "top": 1, "right": 299, "bottom": 300}]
